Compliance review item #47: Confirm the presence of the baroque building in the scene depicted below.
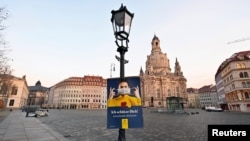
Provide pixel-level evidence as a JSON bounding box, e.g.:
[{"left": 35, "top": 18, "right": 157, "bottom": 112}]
[
  {"left": 215, "top": 50, "right": 250, "bottom": 112},
  {"left": 140, "top": 35, "right": 187, "bottom": 108}
]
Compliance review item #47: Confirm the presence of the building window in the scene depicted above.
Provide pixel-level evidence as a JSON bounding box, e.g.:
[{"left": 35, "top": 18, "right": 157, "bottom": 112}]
[
  {"left": 176, "top": 87, "right": 180, "bottom": 97},
  {"left": 244, "top": 72, "right": 249, "bottom": 78},
  {"left": 9, "top": 99, "right": 14, "bottom": 106},
  {"left": 168, "top": 89, "right": 171, "bottom": 96},
  {"left": 236, "top": 63, "right": 240, "bottom": 68},
  {"left": 242, "top": 82, "right": 246, "bottom": 88},
  {"left": 11, "top": 86, "right": 18, "bottom": 95},
  {"left": 239, "top": 72, "right": 244, "bottom": 78},
  {"left": 0, "top": 83, "right": 8, "bottom": 94},
  {"left": 230, "top": 75, "right": 233, "bottom": 80},
  {"left": 242, "top": 63, "right": 246, "bottom": 68},
  {"left": 245, "top": 92, "right": 249, "bottom": 99},
  {"left": 232, "top": 84, "right": 235, "bottom": 89},
  {"left": 157, "top": 88, "right": 160, "bottom": 98}
]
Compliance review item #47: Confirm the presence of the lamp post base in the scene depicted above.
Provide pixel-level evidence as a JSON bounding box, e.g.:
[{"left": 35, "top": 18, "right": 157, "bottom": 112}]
[{"left": 118, "top": 128, "right": 126, "bottom": 141}]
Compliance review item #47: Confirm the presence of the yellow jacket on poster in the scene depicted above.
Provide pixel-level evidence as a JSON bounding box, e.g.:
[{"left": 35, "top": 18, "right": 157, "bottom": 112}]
[{"left": 108, "top": 95, "right": 141, "bottom": 108}]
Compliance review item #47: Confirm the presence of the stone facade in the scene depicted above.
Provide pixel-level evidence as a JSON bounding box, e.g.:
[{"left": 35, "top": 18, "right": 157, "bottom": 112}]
[
  {"left": 186, "top": 88, "right": 200, "bottom": 108},
  {"left": 215, "top": 51, "right": 250, "bottom": 112},
  {"left": 140, "top": 35, "right": 187, "bottom": 108},
  {"left": 0, "top": 75, "right": 29, "bottom": 109},
  {"left": 28, "top": 81, "right": 49, "bottom": 108},
  {"left": 49, "top": 75, "right": 107, "bottom": 109}
]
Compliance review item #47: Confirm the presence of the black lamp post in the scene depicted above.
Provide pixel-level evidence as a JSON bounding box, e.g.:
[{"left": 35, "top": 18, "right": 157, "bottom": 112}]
[
  {"left": 111, "top": 4, "right": 134, "bottom": 141},
  {"left": 111, "top": 4, "right": 134, "bottom": 79}
]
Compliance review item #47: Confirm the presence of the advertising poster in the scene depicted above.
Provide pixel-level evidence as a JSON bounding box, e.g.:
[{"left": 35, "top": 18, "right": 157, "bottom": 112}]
[{"left": 107, "top": 76, "right": 143, "bottom": 129}]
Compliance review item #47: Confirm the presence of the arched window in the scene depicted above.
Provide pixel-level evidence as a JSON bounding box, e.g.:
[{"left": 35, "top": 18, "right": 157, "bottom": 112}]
[
  {"left": 236, "top": 63, "right": 241, "bottom": 68},
  {"left": 242, "top": 63, "right": 246, "bottom": 68},
  {"left": 239, "top": 72, "right": 244, "bottom": 78},
  {"left": 244, "top": 72, "right": 249, "bottom": 78}
]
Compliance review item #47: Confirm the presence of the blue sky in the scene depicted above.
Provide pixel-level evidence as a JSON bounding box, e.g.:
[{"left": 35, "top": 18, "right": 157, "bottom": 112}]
[{"left": 1, "top": 0, "right": 250, "bottom": 88}]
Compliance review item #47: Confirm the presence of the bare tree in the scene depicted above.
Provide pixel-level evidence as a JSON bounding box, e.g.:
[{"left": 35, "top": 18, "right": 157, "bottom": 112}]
[{"left": 0, "top": 6, "right": 13, "bottom": 108}]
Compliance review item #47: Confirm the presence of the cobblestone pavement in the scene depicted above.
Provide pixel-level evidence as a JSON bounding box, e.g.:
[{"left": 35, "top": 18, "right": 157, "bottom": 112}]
[
  {"left": 37, "top": 108, "right": 250, "bottom": 141},
  {"left": 0, "top": 109, "right": 11, "bottom": 123}
]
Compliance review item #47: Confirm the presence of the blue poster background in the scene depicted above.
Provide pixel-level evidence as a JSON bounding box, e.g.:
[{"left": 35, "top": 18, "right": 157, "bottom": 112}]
[{"left": 107, "top": 76, "right": 143, "bottom": 129}]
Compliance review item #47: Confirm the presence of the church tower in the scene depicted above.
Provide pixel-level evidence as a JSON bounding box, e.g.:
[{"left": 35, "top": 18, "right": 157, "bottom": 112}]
[
  {"left": 140, "top": 35, "right": 187, "bottom": 108},
  {"left": 174, "top": 58, "right": 183, "bottom": 77},
  {"left": 145, "top": 35, "right": 171, "bottom": 76}
]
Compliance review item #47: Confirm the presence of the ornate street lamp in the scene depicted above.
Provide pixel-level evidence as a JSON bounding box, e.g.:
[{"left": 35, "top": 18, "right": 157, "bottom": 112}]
[
  {"left": 111, "top": 4, "right": 134, "bottom": 141},
  {"left": 111, "top": 4, "right": 134, "bottom": 79}
]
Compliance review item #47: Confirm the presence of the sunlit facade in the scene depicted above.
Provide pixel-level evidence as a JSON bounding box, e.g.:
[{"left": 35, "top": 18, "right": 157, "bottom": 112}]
[
  {"left": 0, "top": 75, "right": 29, "bottom": 109},
  {"left": 215, "top": 51, "right": 250, "bottom": 112},
  {"left": 140, "top": 35, "right": 187, "bottom": 108},
  {"left": 49, "top": 75, "right": 107, "bottom": 109}
]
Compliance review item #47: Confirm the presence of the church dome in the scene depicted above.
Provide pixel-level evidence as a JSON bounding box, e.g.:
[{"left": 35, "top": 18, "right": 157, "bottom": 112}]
[{"left": 146, "top": 35, "right": 171, "bottom": 73}]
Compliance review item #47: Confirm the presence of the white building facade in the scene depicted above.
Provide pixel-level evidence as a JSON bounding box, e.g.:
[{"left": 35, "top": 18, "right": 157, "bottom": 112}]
[
  {"left": 198, "top": 85, "right": 218, "bottom": 108},
  {"left": 215, "top": 51, "right": 250, "bottom": 112},
  {"left": 49, "top": 75, "right": 107, "bottom": 109}
]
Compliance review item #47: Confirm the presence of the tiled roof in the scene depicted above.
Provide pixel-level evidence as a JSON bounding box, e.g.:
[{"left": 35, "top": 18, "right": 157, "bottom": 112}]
[{"left": 198, "top": 85, "right": 214, "bottom": 93}]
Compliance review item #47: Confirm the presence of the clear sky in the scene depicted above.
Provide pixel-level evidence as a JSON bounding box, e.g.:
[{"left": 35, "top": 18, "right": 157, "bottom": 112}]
[{"left": 1, "top": 0, "right": 250, "bottom": 88}]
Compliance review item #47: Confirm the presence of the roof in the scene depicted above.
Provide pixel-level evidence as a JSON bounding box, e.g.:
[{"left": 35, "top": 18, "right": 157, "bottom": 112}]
[
  {"left": 198, "top": 85, "right": 216, "bottom": 93},
  {"left": 187, "top": 88, "right": 198, "bottom": 93},
  {"left": 28, "top": 81, "right": 49, "bottom": 92}
]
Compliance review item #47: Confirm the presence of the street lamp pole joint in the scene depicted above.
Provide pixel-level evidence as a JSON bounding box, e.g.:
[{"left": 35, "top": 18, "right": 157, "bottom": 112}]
[{"left": 111, "top": 3, "right": 134, "bottom": 141}]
